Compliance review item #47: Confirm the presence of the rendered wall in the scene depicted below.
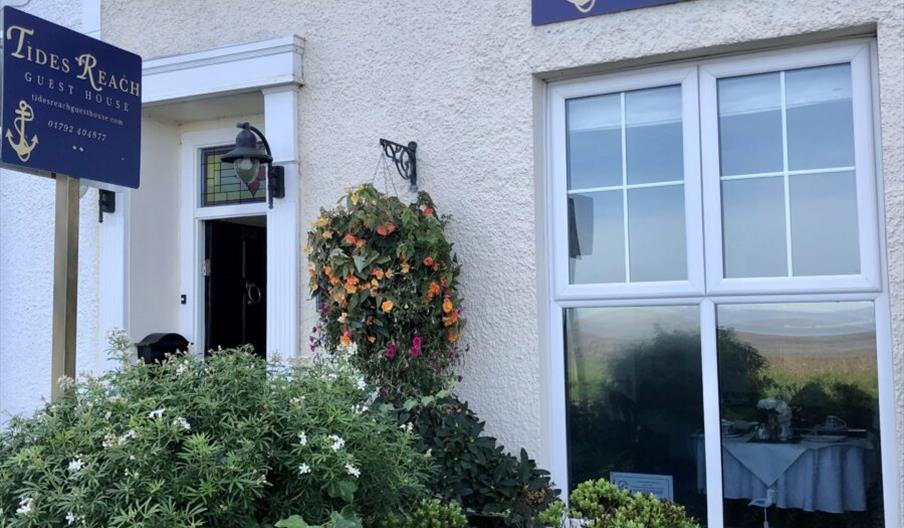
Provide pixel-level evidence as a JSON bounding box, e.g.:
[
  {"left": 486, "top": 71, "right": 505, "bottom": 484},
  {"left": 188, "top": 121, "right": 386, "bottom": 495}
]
[
  {"left": 0, "top": 0, "right": 103, "bottom": 426},
  {"left": 100, "top": 0, "right": 903, "bottom": 511}
]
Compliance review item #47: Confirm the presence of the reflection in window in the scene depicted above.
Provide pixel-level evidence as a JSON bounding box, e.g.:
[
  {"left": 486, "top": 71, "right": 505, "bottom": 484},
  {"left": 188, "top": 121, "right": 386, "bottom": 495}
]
[
  {"left": 717, "top": 64, "right": 860, "bottom": 279},
  {"left": 716, "top": 302, "right": 883, "bottom": 528},
  {"left": 565, "top": 306, "right": 705, "bottom": 524},
  {"left": 201, "top": 145, "right": 266, "bottom": 207},
  {"left": 566, "top": 85, "right": 687, "bottom": 284}
]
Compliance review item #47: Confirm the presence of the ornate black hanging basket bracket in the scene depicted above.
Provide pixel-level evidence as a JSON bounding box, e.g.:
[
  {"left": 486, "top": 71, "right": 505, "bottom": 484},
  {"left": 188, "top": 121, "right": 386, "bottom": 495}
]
[{"left": 379, "top": 138, "right": 418, "bottom": 192}]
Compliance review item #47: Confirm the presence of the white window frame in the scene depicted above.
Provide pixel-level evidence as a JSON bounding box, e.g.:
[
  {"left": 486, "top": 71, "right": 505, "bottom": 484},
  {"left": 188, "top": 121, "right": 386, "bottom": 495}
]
[
  {"left": 700, "top": 41, "right": 881, "bottom": 295},
  {"left": 548, "top": 64, "right": 705, "bottom": 301},
  {"left": 545, "top": 39, "right": 899, "bottom": 528}
]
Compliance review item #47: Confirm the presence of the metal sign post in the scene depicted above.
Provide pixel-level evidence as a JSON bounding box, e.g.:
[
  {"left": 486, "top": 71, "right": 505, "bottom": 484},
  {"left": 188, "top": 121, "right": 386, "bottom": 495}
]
[{"left": 50, "top": 173, "right": 80, "bottom": 401}]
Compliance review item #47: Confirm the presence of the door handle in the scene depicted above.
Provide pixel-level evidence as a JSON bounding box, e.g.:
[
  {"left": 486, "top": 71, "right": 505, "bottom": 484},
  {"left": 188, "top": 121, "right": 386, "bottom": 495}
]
[{"left": 245, "top": 280, "right": 263, "bottom": 305}]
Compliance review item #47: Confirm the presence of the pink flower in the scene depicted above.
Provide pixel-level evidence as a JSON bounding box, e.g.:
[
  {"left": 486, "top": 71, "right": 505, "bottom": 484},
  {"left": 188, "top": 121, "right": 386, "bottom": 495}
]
[
  {"left": 386, "top": 343, "right": 398, "bottom": 359},
  {"left": 410, "top": 336, "right": 422, "bottom": 358}
]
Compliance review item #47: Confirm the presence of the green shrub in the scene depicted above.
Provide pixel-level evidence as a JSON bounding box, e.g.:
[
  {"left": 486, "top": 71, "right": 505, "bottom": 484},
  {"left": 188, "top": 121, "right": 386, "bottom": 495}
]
[
  {"left": 306, "top": 184, "right": 466, "bottom": 397},
  {"left": 0, "top": 344, "right": 429, "bottom": 527},
  {"left": 389, "top": 395, "right": 558, "bottom": 527},
  {"left": 405, "top": 498, "right": 467, "bottom": 528},
  {"left": 537, "top": 479, "right": 699, "bottom": 528}
]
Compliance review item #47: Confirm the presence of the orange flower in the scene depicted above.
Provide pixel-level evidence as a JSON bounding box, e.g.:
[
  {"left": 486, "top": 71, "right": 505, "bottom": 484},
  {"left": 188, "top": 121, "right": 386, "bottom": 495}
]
[
  {"left": 423, "top": 256, "right": 434, "bottom": 267},
  {"left": 423, "top": 206, "right": 434, "bottom": 217},
  {"left": 447, "top": 329, "right": 460, "bottom": 343},
  {"left": 376, "top": 225, "right": 389, "bottom": 236},
  {"left": 330, "top": 276, "right": 340, "bottom": 286},
  {"left": 384, "top": 223, "right": 397, "bottom": 234},
  {"left": 340, "top": 331, "right": 352, "bottom": 346},
  {"left": 442, "top": 298, "right": 454, "bottom": 314},
  {"left": 344, "top": 275, "right": 360, "bottom": 294},
  {"left": 401, "top": 262, "right": 410, "bottom": 274},
  {"left": 371, "top": 268, "right": 385, "bottom": 280},
  {"left": 367, "top": 335, "right": 377, "bottom": 343},
  {"left": 331, "top": 290, "right": 346, "bottom": 303},
  {"left": 381, "top": 300, "right": 394, "bottom": 313},
  {"left": 355, "top": 239, "right": 366, "bottom": 249},
  {"left": 343, "top": 233, "right": 358, "bottom": 245},
  {"left": 426, "top": 281, "right": 441, "bottom": 301},
  {"left": 324, "top": 266, "right": 333, "bottom": 277},
  {"left": 442, "top": 311, "right": 459, "bottom": 327},
  {"left": 322, "top": 230, "right": 334, "bottom": 240}
]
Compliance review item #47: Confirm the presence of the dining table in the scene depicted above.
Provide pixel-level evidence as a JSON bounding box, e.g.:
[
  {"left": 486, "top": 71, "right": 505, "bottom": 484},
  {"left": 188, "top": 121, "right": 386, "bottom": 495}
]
[{"left": 693, "top": 431, "right": 876, "bottom": 513}]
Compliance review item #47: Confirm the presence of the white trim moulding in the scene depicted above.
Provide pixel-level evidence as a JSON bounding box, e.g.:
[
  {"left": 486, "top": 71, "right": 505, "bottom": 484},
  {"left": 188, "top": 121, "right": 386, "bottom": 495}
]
[{"left": 142, "top": 35, "right": 304, "bottom": 105}]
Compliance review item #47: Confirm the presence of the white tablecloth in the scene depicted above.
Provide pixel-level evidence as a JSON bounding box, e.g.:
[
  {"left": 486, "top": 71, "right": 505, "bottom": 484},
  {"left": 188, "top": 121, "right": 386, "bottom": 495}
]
[{"left": 693, "top": 434, "right": 874, "bottom": 513}]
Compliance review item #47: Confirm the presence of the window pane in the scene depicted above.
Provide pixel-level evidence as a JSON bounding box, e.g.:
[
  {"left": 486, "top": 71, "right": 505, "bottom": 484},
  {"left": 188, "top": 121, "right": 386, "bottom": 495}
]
[
  {"left": 626, "top": 85, "right": 683, "bottom": 184},
  {"left": 201, "top": 145, "right": 266, "bottom": 207},
  {"left": 722, "top": 177, "right": 787, "bottom": 278},
  {"left": 786, "top": 64, "right": 855, "bottom": 171},
  {"left": 565, "top": 306, "right": 706, "bottom": 524},
  {"left": 569, "top": 190, "right": 625, "bottom": 284},
  {"left": 717, "top": 302, "right": 884, "bottom": 528},
  {"left": 790, "top": 171, "right": 860, "bottom": 276},
  {"left": 628, "top": 185, "right": 687, "bottom": 281},
  {"left": 567, "top": 95, "right": 622, "bottom": 190},
  {"left": 718, "top": 73, "right": 783, "bottom": 176}
]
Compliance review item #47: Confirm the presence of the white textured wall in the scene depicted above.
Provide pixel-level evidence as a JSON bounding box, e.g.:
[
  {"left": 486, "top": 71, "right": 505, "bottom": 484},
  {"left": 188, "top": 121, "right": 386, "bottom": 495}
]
[
  {"left": 0, "top": 0, "right": 103, "bottom": 426},
  {"left": 100, "top": 0, "right": 903, "bottom": 512}
]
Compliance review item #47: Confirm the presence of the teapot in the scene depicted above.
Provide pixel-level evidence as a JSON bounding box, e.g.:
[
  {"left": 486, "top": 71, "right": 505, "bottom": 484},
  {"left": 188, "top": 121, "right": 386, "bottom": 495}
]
[{"left": 822, "top": 416, "right": 848, "bottom": 432}]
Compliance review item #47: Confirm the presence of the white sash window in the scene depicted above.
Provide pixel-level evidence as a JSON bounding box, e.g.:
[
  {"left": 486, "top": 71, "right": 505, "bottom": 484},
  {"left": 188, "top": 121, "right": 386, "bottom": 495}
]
[{"left": 546, "top": 40, "right": 897, "bottom": 528}]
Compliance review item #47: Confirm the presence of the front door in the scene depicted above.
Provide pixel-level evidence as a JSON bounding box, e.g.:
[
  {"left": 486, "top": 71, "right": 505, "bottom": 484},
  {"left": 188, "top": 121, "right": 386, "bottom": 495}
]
[{"left": 204, "top": 218, "right": 267, "bottom": 357}]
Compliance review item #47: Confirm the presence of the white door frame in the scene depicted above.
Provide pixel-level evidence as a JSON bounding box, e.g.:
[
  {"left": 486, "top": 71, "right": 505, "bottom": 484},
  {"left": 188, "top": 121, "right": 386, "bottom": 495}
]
[
  {"left": 99, "top": 35, "right": 304, "bottom": 358},
  {"left": 179, "top": 126, "right": 269, "bottom": 354}
]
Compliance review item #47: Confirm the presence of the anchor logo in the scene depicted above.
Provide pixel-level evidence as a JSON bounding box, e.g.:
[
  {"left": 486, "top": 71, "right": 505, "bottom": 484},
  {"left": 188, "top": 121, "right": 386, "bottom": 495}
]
[
  {"left": 566, "top": 0, "right": 597, "bottom": 13},
  {"left": 5, "top": 100, "right": 39, "bottom": 162}
]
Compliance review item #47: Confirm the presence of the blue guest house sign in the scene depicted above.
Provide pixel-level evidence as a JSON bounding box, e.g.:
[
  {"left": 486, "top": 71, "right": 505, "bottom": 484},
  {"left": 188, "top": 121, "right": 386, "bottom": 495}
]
[
  {"left": 533, "top": 0, "right": 685, "bottom": 25},
  {"left": 0, "top": 6, "right": 141, "bottom": 188}
]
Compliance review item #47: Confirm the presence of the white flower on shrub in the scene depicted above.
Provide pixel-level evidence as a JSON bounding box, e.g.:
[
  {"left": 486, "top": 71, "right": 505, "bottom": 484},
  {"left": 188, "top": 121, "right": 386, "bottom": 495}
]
[
  {"left": 345, "top": 463, "right": 360, "bottom": 478},
  {"left": 105, "top": 327, "right": 132, "bottom": 351},
  {"left": 328, "top": 435, "right": 345, "bottom": 451},
  {"left": 355, "top": 377, "right": 367, "bottom": 391},
  {"left": 58, "top": 375, "right": 75, "bottom": 391},
  {"left": 65, "top": 512, "right": 84, "bottom": 526},
  {"left": 68, "top": 457, "right": 85, "bottom": 474},
  {"left": 400, "top": 422, "right": 413, "bottom": 433},
  {"left": 16, "top": 497, "right": 34, "bottom": 516},
  {"left": 173, "top": 416, "right": 191, "bottom": 431},
  {"left": 298, "top": 463, "right": 311, "bottom": 475},
  {"left": 353, "top": 404, "right": 367, "bottom": 415},
  {"left": 147, "top": 408, "right": 165, "bottom": 420},
  {"left": 175, "top": 362, "right": 189, "bottom": 376},
  {"left": 298, "top": 431, "right": 308, "bottom": 446},
  {"left": 290, "top": 396, "right": 305, "bottom": 406}
]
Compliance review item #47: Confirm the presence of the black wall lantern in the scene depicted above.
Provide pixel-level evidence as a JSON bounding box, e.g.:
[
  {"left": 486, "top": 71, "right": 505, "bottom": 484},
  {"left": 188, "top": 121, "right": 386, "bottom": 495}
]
[
  {"left": 380, "top": 139, "right": 418, "bottom": 192},
  {"left": 222, "top": 122, "right": 285, "bottom": 208}
]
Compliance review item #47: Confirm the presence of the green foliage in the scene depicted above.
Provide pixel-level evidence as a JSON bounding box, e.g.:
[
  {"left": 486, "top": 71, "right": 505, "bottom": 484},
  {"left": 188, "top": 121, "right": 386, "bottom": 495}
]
[
  {"left": 537, "top": 479, "right": 699, "bottom": 528},
  {"left": 276, "top": 507, "right": 363, "bottom": 528},
  {"left": 405, "top": 498, "right": 467, "bottom": 528},
  {"left": 388, "top": 395, "right": 558, "bottom": 527},
  {"left": 0, "top": 346, "right": 428, "bottom": 527},
  {"left": 306, "top": 184, "right": 466, "bottom": 397}
]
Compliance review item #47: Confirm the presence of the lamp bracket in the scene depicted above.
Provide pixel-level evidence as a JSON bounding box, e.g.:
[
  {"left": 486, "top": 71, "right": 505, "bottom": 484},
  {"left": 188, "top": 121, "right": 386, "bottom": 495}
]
[
  {"left": 98, "top": 189, "right": 115, "bottom": 223},
  {"left": 268, "top": 165, "right": 285, "bottom": 209},
  {"left": 379, "top": 139, "right": 418, "bottom": 192}
]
